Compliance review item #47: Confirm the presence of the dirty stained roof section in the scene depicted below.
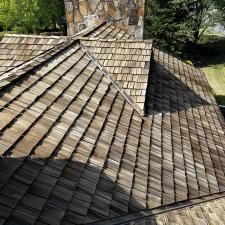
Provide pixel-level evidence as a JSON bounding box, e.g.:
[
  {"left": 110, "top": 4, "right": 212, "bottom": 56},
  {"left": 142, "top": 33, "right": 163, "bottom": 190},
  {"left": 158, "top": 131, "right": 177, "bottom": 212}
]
[
  {"left": 143, "top": 47, "right": 225, "bottom": 208},
  {"left": 80, "top": 38, "right": 152, "bottom": 110},
  {"left": 0, "top": 22, "right": 224, "bottom": 225}
]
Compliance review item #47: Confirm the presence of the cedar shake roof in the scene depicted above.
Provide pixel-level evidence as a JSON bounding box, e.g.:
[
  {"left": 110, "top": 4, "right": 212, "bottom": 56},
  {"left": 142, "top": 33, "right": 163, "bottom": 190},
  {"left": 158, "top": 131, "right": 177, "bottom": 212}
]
[
  {"left": 152, "top": 198, "right": 225, "bottom": 225},
  {"left": 0, "top": 25, "right": 150, "bottom": 111},
  {"left": 80, "top": 38, "right": 152, "bottom": 110},
  {"left": 86, "top": 23, "right": 135, "bottom": 40},
  {"left": 131, "top": 194, "right": 225, "bottom": 225},
  {"left": 0, "top": 21, "right": 105, "bottom": 76},
  {"left": 0, "top": 22, "right": 224, "bottom": 225},
  {"left": 0, "top": 34, "right": 66, "bottom": 75},
  {"left": 0, "top": 38, "right": 147, "bottom": 224}
]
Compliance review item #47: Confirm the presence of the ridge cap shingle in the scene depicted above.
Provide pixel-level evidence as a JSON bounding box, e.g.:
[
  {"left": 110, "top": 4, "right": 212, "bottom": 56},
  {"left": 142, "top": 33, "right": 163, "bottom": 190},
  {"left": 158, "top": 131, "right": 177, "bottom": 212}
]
[
  {"left": 2, "top": 34, "right": 67, "bottom": 40},
  {"left": 80, "top": 37, "right": 153, "bottom": 43},
  {"left": 74, "top": 21, "right": 107, "bottom": 37}
]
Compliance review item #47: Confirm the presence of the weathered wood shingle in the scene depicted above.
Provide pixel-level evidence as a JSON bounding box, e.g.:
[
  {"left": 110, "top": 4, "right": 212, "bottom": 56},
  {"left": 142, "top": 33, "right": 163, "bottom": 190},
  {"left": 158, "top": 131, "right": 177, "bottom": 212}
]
[
  {"left": 0, "top": 22, "right": 224, "bottom": 225},
  {"left": 87, "top": 23, "right": 135, "bottom": 40},
  {"left": 0, "top": 34, "right": 67, "bottom": 75},
  {"left": 80, "top": 38, "right": 152, "bottom": 110}
]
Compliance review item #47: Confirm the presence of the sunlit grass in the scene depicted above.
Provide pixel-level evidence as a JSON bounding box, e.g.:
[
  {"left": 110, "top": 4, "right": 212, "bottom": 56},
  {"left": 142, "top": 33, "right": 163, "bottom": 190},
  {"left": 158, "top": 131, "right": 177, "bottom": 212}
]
[
  {"left": 203, "top": 65, "right": 225, "bottom": 105},
  {"left": 198, "top": 30, "right": 225, "bottom": 106}
]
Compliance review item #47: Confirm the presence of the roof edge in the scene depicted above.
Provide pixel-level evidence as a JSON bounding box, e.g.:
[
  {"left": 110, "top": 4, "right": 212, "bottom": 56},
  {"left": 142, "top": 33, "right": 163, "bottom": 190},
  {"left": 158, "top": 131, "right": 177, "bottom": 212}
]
[{"left": 80, "top": 37, "right": 153, "bottom": 43}]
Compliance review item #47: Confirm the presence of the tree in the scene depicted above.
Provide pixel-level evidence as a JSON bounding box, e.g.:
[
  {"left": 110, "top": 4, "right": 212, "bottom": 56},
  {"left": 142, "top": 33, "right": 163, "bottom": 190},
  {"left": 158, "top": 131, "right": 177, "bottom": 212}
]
[
  {"left": 144, "top": 0, "right": 224, "bottom": 55},
  {"left": 215, "top": 1, "right": 225, "bottom": 27},
  {"left": 36, "top": 0, "right": 65, "bottom": 30},
  {"left": 0, "top": 0, "right": 65, "bottom": 34}
]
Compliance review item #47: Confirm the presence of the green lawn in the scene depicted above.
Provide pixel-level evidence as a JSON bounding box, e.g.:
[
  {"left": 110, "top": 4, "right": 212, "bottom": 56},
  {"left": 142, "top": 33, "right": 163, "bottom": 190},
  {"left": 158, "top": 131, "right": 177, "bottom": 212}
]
[
  {"left": 197, "top": 30, "right": 225, "bottom": 105},
  {"left": 203, "top": 65, "right": 225, "bottom": 105}
]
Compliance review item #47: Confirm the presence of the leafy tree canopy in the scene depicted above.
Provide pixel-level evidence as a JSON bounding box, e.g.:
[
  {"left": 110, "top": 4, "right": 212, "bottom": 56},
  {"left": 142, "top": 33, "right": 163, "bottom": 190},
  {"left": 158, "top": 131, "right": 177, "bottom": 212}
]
[
  {"left": 0, "top": 0, "right": 65, "bottom": 33},
  {"left": 144, "top": 0, "right": 225, "bottom": 55}
]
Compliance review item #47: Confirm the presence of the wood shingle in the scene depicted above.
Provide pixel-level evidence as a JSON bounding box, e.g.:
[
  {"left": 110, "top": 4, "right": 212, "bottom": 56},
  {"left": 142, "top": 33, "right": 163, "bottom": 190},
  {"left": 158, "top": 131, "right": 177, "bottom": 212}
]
[{"left": 0, "top": 22, "right": 224, "bottom": 225}]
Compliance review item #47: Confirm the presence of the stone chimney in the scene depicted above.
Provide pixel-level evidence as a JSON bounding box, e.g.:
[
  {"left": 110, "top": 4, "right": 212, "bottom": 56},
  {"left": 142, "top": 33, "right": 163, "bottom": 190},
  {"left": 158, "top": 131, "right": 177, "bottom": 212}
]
[{"left": 64, "top": 0, "right": 145, "bottom": 38}]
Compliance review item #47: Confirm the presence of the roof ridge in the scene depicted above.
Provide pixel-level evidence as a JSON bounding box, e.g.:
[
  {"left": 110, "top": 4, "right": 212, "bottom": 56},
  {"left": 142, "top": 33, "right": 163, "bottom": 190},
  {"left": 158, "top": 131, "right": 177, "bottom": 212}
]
[
  {"left": 75, "top": 21, "right": 107, "bottom": 37},
  {"left": 0, "top": 21, "right": 112, "bottom": 90},
  {"left": 0, "top": 33, "right": 146, "bottom": 117},
  {"left": 80, "top": 37, "right": 153, "bottom": 112},
  {"left": 2, "top": 34, "right": 67, "bottom": 39},
  {"left": 80, "top": 37, "right": 153, "bottom": 43},
  {"left": 79, "top": 41, "right": 145, "bottom": 117}
]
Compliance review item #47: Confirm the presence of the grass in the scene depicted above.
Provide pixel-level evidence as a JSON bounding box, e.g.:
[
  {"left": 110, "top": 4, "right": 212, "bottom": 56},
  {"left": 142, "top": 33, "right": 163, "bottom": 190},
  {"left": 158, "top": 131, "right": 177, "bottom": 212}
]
[
  {"left": 203, "top": 65, "right": 225, "bottom": 105},
  {"left": 197, "top": 29, "right": 225, "bottom": 105}
]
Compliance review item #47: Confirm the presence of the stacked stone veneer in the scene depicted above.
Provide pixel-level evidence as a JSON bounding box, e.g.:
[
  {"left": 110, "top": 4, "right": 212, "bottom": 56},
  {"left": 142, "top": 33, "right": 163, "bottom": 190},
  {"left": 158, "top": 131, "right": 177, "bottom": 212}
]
[{"left": 64, "top": 0, "right": 145, "bottom": 38}]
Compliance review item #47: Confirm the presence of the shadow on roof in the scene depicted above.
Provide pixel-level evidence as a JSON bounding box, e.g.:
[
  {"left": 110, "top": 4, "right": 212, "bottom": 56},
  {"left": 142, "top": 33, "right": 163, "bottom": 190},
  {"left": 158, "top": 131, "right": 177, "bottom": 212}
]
[
  {"left": 144, "top": 60, "right": 210, "bottom": 116},
  {"left": 0, "top": 156, "right": 147, "bottom": 225}
]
